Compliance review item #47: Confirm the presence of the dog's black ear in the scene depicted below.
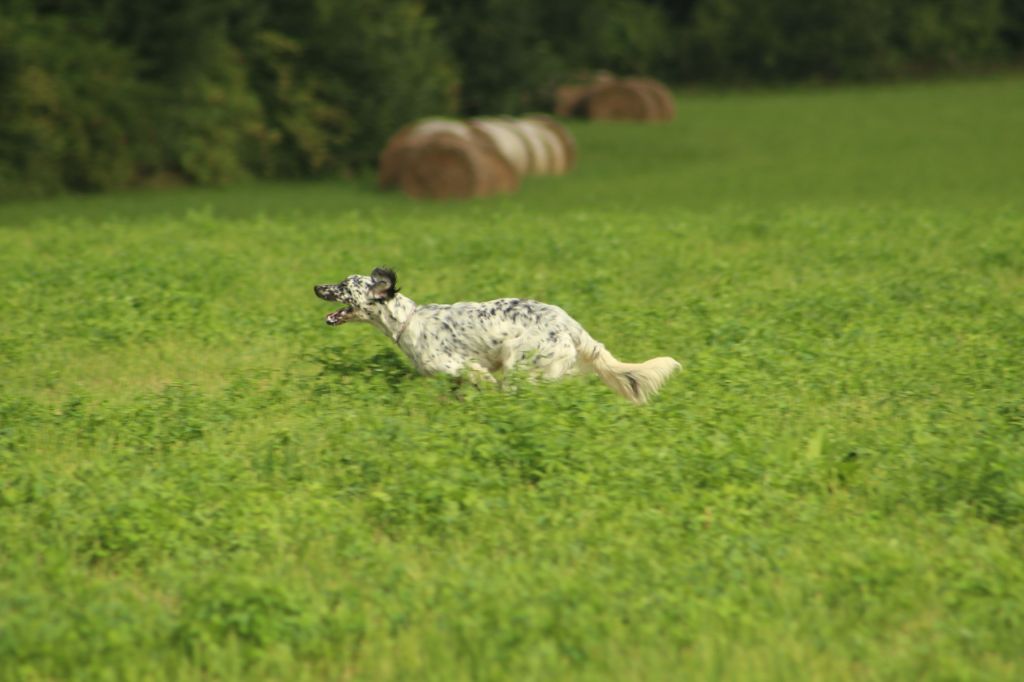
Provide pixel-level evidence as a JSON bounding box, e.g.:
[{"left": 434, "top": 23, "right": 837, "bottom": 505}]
[{"left": 369, "top": 267, "right": 399, "bottom": 300}]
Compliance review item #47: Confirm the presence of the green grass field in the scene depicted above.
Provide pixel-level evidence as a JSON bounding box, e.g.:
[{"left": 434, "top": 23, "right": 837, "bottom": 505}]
[{"left": 2, "top": 76, "right": 1023, "bottom": 681}]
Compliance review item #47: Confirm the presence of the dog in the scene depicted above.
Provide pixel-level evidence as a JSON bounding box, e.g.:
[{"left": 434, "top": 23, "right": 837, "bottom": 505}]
[{"left": 314, "top": 267, "right": 680, "bottom": 404}]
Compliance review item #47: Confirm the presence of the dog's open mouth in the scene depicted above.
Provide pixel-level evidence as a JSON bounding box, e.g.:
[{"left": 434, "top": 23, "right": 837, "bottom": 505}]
[{"left": 325, "top": 307, "right": 353, "bottom": 326}]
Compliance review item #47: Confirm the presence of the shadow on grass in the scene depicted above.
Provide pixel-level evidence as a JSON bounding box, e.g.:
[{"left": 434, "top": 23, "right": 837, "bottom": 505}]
[{"left": 306, "top": 345, "right": 418, "bottom": 394}]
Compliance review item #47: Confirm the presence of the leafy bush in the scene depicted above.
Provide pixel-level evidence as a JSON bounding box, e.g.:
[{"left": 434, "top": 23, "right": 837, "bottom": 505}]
[
  {"left": 1005, "top": 0, "right": 1024, "bottom": 50},
  {"left": 676, "top": 0, "right": 1009, "bottom": 82},
  {"left": 257, "top": 0, "right": 458, "bottom": 170},
  {"left": 426, "top": 0, "right": 566, "bottom": 114},
  {"left": 0, "top": 14, "right": 149, "bottom": 196},
  {"left": 893, "top": 0, "right": 1008, "bottom": 70},
  {"left": 241, "top": 29, "right": 352, "bottom": 178},
  {"left": 571, "top": 0, "right": 674, "bottom": 77},
  {"left": 159, "top": 39, "right": 267, "bottom": 186},
  {"left": 0, "top": 0, "right": 456, "bottom": 194},
  {"left": 17, "top": 0, "right": 269, "bottom": 186}
]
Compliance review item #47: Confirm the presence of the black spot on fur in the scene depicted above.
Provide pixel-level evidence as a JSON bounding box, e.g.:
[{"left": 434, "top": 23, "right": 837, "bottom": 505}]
[{"left": 625, "top": 372, "right": 640, "bottom": 399}]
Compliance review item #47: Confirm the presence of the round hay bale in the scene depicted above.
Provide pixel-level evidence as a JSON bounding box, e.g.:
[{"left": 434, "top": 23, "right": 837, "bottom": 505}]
[
  {"left": 378, "top": 118, "right": 472, "bottom": 189},
  {"left": 554, "top": 84, "right": 593, "bottom": 117},
  {"left": 397, "top": 133, "right": 481, "bottom": 199},
  {"left": 525, "top": 114, "right": 576, "bottom": 171},
  {"left": 410, "top": 118, "right": 475, "bottom": 141},
  {"left": 516, "top": 119, "right": 566, "bottom": 175},
  {"left": 469, "top": 118, "right": 531, "bottom": 176},
  {"left": 552, "top": 70, "right": 616, "bottom": 117},
  {"left": 378, "top": 124, "right": 418, "bottom": 189},
  {"left": 474, "top": 143, "right": 521, "bottom": 195},
  {"left": 584, "top": 80, "right": 659, "bottom": 121},
  {"left": 397, "top": 132, "right": 518, "bottom": 200},
  {"left": 505, "top": 119, "right": 553, "bottom": 175},
  {"left": 625, "top": 77, "right": 676, "bottom": 121}
]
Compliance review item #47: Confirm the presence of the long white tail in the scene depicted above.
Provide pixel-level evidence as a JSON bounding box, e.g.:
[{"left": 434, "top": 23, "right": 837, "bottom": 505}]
[{"left": 577, "top": 333, "right": 681, "bottom": 405}]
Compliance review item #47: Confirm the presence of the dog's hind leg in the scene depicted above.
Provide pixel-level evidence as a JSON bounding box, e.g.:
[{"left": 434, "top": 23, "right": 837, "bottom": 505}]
[{"left": 538, "top": 339, "right": 581, "bottom": 380}]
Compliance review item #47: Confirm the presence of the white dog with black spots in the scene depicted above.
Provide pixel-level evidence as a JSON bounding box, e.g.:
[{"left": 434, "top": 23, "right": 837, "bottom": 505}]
[{"left": 314, "top": 267, "right": 680, "bottom": 404}]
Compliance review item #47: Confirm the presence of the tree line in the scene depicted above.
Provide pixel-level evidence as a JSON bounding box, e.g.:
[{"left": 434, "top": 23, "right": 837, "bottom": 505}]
[{"left": 2, "top": 0, "right": 1021, "bottom": 197}]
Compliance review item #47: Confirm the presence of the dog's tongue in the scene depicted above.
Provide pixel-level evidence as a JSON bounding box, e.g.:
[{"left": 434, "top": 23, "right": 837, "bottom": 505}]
[{"left": 325, "top": 308, "right": 349, "bottom": 326}]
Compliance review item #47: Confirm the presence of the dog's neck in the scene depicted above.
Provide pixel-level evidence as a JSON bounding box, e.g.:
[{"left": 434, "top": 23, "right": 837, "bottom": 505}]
[{"left": 369, "top": 293, "right": 418, "bottom": 343}]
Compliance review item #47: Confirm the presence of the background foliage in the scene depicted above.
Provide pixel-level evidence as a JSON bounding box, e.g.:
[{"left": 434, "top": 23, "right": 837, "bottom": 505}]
[{"left": 1, "top": 0, "right": 1023, "bottom": 196}]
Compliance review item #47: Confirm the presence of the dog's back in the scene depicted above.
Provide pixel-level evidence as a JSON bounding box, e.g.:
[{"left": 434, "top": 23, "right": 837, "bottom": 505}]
[{"left": 398, "top": 298, "right": 584, "bottom": 377}]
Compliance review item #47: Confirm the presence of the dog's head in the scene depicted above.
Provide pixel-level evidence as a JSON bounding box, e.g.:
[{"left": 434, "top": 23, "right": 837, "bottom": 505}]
[{"left": 314, "top": 267, "right": 400, "bottom": 326}]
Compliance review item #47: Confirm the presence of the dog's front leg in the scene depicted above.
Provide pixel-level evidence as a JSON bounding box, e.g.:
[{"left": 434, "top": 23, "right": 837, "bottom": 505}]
[
  {"left": 465, "top": 362, "right": 497, "bottom": 385},
  {"left": 442, "top": 363, "right": 495, "bottom": 401}
]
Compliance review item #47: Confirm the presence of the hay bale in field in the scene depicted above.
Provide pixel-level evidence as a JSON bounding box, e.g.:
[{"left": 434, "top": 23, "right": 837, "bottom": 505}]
[
  {"left": 472, "top": 115, "right": 575, "bottom": 176},
  {"left": 553, "top": 71, "right": 615, "bottom": 117},
  {"left": 503, "top": 118, "right": 552, "bottom": 175},
  {"left": 626, "top": 77, "right": 676, "bottom": 121},
  {"left": 378, "top": 119, "right": 473, "bottom": 189},
  {"left": 378, "top": 129, "right": 416, "bottom": 189},
  {"left": 584, "top": 80, "right": 660, "bottom": 121},
  {"left": 517, "top": 119, "right": 567, "bottom": 175},
  {"left": 469, "top": 118, "right": 531, "bottom": 176},
  {"left": 553, "top": 74, "right": 675, "bottom": 122},
  {"left": 378, "top": 112, "right": 574, "bottom": 199},
  {"left": 471, "top": 137, "right": 521, "bottom": 195},
  {"left": 526, "top": 114, "right": 576, "bottom": 171},
  {"left": 554, "top": 84, "right": 592, "bottom": 118},
  {"left": 397, "top": 132, "right": 519, "bottom": 200}
]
